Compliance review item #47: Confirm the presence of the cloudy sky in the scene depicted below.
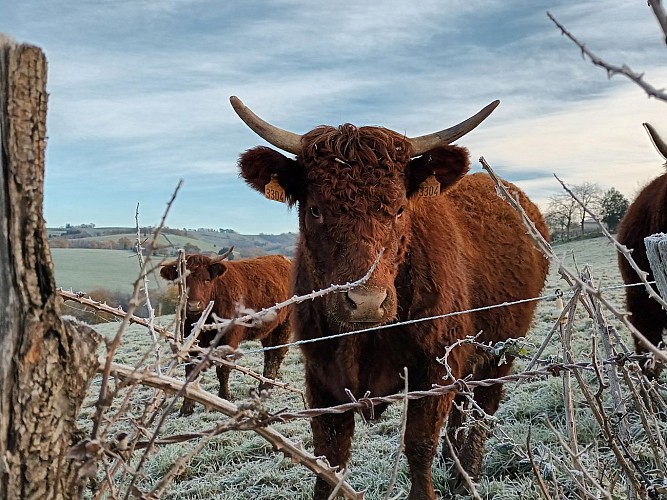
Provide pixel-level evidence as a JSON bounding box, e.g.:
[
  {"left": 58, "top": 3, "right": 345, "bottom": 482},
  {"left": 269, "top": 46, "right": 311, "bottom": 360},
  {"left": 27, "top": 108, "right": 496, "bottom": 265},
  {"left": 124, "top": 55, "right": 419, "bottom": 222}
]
[{"left": 4, "top": 1, "right": 667, "bottom": 234}]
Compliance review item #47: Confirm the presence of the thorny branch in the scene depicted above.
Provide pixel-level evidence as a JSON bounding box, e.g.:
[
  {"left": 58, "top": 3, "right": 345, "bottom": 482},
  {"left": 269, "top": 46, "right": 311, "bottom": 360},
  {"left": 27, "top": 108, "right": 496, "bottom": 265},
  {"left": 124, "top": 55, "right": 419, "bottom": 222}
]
[
  {"left": 200, "top": 247, "right": 385, "bottom": 333},
  {"left": 481, "top": 155, "right": 667, "bottom": 497},
  {"left": 480, "top": 156, "right": 667, "bottom": 363},
  {"left": 106, "top": 362, "right": 363, "bottom": 499},
  {"left": 58, "top": 289, "right": 174, "bottom": 339},
  {"left": 547, "top": 11, "right": 667, "bottom": 102},
  {"left": 92, "top": 180, "right": 183, "bottom": 439}
]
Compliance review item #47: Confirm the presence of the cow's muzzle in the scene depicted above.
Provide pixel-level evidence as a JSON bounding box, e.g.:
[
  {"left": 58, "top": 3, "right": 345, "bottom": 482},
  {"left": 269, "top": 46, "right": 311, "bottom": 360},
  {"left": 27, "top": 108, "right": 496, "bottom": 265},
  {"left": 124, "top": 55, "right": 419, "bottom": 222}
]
[
  {"left": 187, "top": 301, "right": 204, "bottom": 314},
  {"left": 344, "top": 286, "right": 389, "bottom": 323}
]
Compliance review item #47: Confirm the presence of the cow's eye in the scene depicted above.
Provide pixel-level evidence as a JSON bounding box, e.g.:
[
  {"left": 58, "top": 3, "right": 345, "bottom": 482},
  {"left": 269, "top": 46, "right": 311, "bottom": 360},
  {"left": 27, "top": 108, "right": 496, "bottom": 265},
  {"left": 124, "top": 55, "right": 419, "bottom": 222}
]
[
  {"left": 310, "top": 206, "right": 321, "bottom": 219},
  {"left": 396, "top": 206, "right": 405, "bottom": 219}
]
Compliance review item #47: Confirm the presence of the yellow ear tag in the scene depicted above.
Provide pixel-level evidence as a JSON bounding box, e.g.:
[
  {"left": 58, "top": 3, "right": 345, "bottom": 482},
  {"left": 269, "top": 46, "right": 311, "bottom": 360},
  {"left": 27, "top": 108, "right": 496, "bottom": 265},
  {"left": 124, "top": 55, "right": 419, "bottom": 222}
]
[
  {"left": 418, "top": 174, "right": 440, "bottom": 198},
  {"left": 264, "top": 175, "right": 286, "bottom": 203}
]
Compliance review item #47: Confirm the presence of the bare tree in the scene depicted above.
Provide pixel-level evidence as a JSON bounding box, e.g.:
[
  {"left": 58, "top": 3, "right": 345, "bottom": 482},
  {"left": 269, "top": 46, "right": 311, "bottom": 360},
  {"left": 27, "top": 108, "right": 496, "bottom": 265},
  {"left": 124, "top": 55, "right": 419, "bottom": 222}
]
[
  {"left": 545, "top": 182, "right": 602, "bottom": 239},
  {"left": 572, "top": 182, "right": 603, "bottom": 235},
  {"left": 546, "top": 192, "right": 579, "bottom": 239}
]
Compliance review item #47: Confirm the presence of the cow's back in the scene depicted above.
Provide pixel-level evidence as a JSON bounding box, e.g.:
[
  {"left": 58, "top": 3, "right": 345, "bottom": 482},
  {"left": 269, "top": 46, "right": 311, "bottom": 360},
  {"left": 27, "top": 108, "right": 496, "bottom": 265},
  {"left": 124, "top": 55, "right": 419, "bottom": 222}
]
[
  {"left": 617, "top": 173, "right": 667, "bottom": 284},
  {"left": 445, "top": 173, "right": 549, "bottom": 343},
  {"left": 213, "top": 255, "right": 291, "bottom": 336},
  {"left": 616, "top": 173, "right": 667, "bottom": 353}
]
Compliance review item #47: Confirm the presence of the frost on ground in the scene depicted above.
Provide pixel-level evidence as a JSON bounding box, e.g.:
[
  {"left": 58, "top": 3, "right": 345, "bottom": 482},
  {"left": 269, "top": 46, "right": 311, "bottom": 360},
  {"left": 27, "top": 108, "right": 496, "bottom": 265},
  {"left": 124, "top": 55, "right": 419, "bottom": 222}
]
[{"left": 80, "top": 236, "right": 666, "bottom": 499}]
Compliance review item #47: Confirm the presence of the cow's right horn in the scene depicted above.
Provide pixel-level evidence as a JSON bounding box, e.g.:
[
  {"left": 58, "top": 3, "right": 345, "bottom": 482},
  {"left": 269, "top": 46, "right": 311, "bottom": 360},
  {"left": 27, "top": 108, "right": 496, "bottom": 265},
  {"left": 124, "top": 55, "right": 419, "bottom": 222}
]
[
  {"left": 230, "top": 97, "right": 303, "bottom": 154},
  {"left": 407, "top": 100, "right": 500, "bottom": 156},
  {"left": 644, "top": 123, "right": 667, "bottom": 161}
]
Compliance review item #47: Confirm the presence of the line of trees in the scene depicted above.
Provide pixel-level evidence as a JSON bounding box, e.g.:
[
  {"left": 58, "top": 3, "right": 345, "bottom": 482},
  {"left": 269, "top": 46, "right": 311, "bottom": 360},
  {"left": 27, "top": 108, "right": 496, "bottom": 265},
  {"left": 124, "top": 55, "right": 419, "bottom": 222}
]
[{"left": 545, "top": 183, "right": 629, "bottom": 240}]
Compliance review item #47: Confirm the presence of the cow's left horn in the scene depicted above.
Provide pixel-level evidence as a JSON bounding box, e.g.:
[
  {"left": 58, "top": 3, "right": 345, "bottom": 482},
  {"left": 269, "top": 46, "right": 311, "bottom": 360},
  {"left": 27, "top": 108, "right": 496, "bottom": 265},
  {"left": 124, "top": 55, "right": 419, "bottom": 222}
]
[
  {"left": 230, "top": 96, "right": 303, "bottom": 154},
  {"left": 407, "top": 100, "right": 500, "bottom": 157},
  {"left": 643, "top": 123, "right": 667, "bottom": 161}
]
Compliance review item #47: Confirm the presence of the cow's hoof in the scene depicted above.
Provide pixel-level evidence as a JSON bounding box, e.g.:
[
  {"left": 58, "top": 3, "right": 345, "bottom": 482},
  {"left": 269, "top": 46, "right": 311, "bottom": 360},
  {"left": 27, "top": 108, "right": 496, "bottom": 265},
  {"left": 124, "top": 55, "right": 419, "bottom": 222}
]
[{"left": 179, "top": 403, "right": 195, "bottom": 416}]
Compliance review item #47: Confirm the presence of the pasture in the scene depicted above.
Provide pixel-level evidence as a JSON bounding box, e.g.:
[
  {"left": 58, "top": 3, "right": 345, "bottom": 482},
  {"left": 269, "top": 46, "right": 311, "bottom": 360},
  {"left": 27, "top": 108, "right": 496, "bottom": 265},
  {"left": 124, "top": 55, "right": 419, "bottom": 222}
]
[
  {"left": 51, "top": 248, "right": 164, "bottom": 295},
  {"left": 79, "top": 235, "right": 667, "bottom": 499}
]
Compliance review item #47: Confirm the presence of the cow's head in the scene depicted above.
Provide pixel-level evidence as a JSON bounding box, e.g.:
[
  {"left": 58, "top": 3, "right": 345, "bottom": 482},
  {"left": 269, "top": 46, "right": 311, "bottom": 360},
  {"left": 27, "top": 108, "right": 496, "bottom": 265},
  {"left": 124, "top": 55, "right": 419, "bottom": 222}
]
[
  {"left": 233, "top": 97, "right": 498, "bottom": 332},
  {"left": 159, "top": 248, "right": 233, "bottom": 315}
]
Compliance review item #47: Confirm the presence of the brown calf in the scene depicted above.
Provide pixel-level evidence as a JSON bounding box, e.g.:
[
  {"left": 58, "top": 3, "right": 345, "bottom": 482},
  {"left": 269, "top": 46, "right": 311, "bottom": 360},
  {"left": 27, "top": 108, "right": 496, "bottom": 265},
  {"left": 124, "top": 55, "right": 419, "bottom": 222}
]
[{"left": 160, "top": 252, "right": 291, "bottom": 415}]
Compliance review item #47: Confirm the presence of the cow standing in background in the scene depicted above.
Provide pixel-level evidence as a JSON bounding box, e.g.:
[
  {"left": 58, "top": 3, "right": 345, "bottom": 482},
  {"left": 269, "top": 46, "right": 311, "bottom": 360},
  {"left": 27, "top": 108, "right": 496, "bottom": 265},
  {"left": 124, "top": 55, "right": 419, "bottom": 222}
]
[
  {"left": 231, "top": 96, "right": 549, "bottom": 499},
  {"left": 160, "top": 252, "right": 291, "bottom": 415},
  {"left": 617, "top": 123, "right": 667, "bottom": 359}
]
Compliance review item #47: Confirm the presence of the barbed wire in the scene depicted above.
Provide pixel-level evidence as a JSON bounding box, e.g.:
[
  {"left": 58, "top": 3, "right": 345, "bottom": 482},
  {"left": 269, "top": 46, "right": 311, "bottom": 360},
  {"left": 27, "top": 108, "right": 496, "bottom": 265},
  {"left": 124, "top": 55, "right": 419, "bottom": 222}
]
[
  {"left": 60, "top": 277, "right": 657, "bottom": 361},
  {"left": 267, "top": 357, "right": 636, "bottom": 422},
  {"left": 239, "top": 294, "right": 552, "bottom": 355},
  {"left": 239, "top": 281, "right": 635, "bottom": 356}
]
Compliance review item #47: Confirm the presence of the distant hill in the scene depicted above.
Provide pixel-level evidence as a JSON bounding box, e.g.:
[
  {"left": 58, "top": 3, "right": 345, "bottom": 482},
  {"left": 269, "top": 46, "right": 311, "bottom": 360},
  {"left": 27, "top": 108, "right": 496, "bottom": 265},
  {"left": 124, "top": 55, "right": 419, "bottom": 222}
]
[{"left": 46, "top": 225, "right": 298, "bottom": 258}]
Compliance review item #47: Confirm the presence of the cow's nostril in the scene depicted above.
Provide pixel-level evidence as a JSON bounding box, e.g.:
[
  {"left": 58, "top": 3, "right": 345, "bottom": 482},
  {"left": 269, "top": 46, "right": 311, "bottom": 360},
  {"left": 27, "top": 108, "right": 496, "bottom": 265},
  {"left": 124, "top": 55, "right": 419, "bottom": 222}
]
[
  {"left": 187, "top": 301, "right": 202, "bottom": 312},
  {"left": 345, "top": 293, "right": 358, "bottom": 310}
]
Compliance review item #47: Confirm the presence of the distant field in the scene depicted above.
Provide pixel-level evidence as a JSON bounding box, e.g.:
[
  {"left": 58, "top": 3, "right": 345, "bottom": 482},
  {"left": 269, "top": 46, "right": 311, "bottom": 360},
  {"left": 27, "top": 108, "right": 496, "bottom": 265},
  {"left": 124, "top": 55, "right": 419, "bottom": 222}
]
[
  {"left": 48, "top": 228, "right": 297, "bottom": 295},
  {"left": 73, "top": 233, "right": 223, "bottom": 254},
  {"left": 50, "top": 248, "right": 165, "bottom": 294}
]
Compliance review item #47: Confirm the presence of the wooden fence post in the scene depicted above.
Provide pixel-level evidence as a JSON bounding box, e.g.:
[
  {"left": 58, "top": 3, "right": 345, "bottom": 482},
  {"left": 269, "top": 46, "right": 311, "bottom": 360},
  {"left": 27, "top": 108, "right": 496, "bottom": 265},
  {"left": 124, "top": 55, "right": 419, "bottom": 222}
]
[{"left": 0, "top": 34, "right": 101, "bottom": 499}]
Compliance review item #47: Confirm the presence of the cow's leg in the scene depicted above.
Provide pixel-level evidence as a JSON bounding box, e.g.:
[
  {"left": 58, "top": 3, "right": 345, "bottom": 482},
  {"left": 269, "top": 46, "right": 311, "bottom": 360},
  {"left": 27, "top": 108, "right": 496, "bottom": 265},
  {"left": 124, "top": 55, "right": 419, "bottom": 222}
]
[
  {"left": 307, "top": 376, "right": 355, "bottom": 499},
  {"left": 311, "top": 411, "right": 355, "bottom": 499},
  {"left": 447, "top": 356, "right": 513, "bottom": 480},
  {"left": 180, "top": 361, "right": 199, "bottom": 416},
  {"left": 442, "top": 393, "right": 467, "bottom": 461},
  {"left": 404, "top": 392, "right": 451, "bottom": 500},
  {"left": 215, "top": 364, "right": 232, "bottom": 400},
  {"left": 214, "top": 327, "right": 243, "bottom": 400},
  {"left": 258, "top": 322, "right": 290, "bottom": 394},
  {"left": 626, "top": 286, "right": 665, "bottom": 348}
]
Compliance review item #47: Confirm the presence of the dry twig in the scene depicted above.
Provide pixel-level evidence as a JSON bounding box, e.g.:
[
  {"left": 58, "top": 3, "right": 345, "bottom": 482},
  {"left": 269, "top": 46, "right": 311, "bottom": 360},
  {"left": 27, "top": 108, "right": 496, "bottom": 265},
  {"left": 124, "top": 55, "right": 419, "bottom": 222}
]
[{"left": 547, "top": 11, "right": 667, "bottom": 102}]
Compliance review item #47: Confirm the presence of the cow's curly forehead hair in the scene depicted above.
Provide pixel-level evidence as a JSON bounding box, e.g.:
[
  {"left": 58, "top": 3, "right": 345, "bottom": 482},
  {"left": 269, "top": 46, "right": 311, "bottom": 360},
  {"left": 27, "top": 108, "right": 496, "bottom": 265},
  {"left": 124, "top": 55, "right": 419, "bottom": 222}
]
[
  {"left": 184, "top": 254, "right": 213, "bottom": 269},
  {"left": 300, "top": 124, "right": 413, "bottom": 214}
]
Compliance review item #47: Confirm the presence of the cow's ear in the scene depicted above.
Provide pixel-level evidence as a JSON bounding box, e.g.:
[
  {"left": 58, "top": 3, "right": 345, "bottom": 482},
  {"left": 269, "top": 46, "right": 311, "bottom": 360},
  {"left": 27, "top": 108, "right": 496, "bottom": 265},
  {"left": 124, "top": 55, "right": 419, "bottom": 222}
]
[
  {"left": 160, "top": 265, "right": 178, "bottom": 281},
  {"left": 238, "top": 146, "right": 305, "bottom": 205},
  {"left": 406, "top": 146, "right": 470, "bottom": 197},
  {"left": 209, "top": 262, "right": 228, "bottom": 279}
]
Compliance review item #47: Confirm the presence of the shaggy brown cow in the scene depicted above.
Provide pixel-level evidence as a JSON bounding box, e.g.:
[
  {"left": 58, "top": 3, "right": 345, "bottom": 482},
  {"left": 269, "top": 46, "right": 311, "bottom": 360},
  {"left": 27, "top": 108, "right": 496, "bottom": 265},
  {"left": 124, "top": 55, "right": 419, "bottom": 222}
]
[
  {"left": 231, "top": 96, "right": 549, "bottom": 499},
  {"left": 617, "top": 122, "right": 667, "bottom": 357},
  {"left": 160, "top": 252, "right": 291, "bottom": 415}
]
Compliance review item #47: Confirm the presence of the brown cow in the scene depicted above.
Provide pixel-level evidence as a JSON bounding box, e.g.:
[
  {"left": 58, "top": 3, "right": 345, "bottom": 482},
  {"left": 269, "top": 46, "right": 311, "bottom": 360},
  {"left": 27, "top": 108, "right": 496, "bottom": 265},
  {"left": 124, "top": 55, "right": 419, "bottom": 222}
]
[
  {"left": 160, "top": 252, "right": 291, "bottom": 415},
  {"left": 231, "top": 96, "right": 549, "bottom": 499},
  {"left": 617, "top": 123, "right": 667, "bottom": 359}
]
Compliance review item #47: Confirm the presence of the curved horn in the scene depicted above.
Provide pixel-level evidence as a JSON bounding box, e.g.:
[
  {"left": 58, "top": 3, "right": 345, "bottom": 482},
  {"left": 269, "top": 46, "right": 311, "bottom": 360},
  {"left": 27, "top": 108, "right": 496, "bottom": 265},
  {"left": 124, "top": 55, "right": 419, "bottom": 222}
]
[
  {"left": 408, "top": 100, "right": 500, "bottom": 156},
  {"left": 160, "top": 259, "right": 177, "bottom": 267},
  {"left": 230, "top": 96, "right": 303, "bottom": 154},
  {"left": 214, "top": 245, "right": 235, "bottom": 262},
  {"left": 643, "top": 123, "right": 667, "bottom": 161}
]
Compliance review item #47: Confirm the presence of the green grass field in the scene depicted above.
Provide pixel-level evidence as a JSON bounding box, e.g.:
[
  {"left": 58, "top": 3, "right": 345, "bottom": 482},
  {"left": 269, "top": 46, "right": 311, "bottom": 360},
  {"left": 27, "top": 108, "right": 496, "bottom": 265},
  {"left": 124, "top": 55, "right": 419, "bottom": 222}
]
[
  {"left": 80, "top": 236, "right": 667, "bottom": 499},
  {"left": 51, "top": 248, "right": 165, "bottom": 294}
]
